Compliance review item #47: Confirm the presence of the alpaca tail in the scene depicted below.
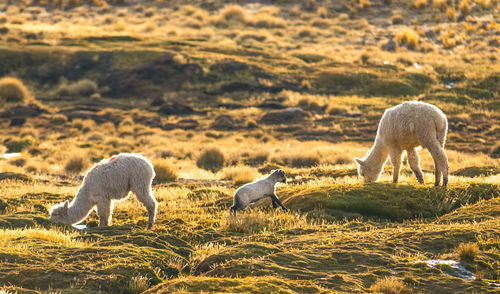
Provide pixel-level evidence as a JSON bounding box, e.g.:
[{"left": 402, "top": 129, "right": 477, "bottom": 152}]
[{"left": 434, "top": 116, "right": 447, "bottom": 148}]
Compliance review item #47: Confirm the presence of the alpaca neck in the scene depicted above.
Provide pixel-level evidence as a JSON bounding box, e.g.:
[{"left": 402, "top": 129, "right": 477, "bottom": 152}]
[
  {"left": 365, "top": 139, "right": 389, "bottom": 172},
  {"left": 264, "top": 175, "right": 278, "bottom": 186},
  {"left": 66, "top": 188, "right": 95, "bottom": 224}
]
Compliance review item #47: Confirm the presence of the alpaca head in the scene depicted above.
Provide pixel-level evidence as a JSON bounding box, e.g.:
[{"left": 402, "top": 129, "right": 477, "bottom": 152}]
[
  {"left": 355, "top": 158, "right": 381, "bottom": 183},
  {"left": 270, "top": 169, "right": 286, "bottom": 183},
  {"left": 49, "top": 200, "right": 71, "bottom": 224}
]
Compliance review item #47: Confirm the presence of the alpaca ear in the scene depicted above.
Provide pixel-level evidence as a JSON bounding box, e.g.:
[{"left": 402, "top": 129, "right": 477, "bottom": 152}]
[
  {"left": 354, "top": 158, "right": 365, "bottom": 166},
  {"left": 63, "top": 200, "right": 69, "bottom": 209}
]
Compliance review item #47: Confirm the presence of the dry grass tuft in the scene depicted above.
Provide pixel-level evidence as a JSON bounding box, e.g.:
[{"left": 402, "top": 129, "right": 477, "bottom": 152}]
[
  {"left": 57, "top": 79, "right": 98, "bottom": 97},
  {"left": 51, "top": 114, "right": 67, "bottom": 125},
  {"left": 370, "top": 276, "right": 405, "bottom": 294},
  {"left": 433, "top": 0, "right": 448, "bottom": 11},
  {"left": 197, "top": 147, "right": 225, "bottom": 172},
  {"left": 129, "top": 275, "right": 149, "bottom": 294},
  {"left": 459, "top": 0, "right": 471, "bottom": 15},
  {"left": 218, "top": 5, "right": 248, "bottom": 24},
  {"left": 154, "top": 159, "right": 178, "bottom": 182},
  {"left": 456, "top": 242, "right": 479, "bottom": 261},
  {"left": 412, "top": 0, "right": 427, "bottom": 9},
  {"left": 64, "top": 154, "right": 90, "bottom": 174},
  {"left": 446, "top": 7, "right": 456, "bottom": 21},
  {"left": 391, "top": 14, "right": 404, "bottom": 25},
  {"left": 0, "top": 77, "right": 31, "bottom": 105},
  {"left": 220, "top": 165, "right": 260, "bottom": 186},
  {"left": 395, "top": 30, "right": 419, "bottom": 49}
]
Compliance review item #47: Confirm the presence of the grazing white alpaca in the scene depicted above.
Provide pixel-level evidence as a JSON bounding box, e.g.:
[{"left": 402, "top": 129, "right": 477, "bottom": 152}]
[
  {"left": 230, "top": 169, "right": 288, "bottom": 215},
  {"left": 355, "top": 101, "right": 449, "bottom": 186},
  {"left": 50, "top": 153, "right": 158, "bottom": 229}
]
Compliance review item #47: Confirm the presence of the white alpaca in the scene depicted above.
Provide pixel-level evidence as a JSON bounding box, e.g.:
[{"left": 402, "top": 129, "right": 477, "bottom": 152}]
[
  {"left": 49, "top": 153, "right": 158, "bottom": 229},
  {"left": 230, "top": 169, "right": 288, "bottom": 215},
  {"left": 355, "top": 101, "right": 449, "bottom": 186}
]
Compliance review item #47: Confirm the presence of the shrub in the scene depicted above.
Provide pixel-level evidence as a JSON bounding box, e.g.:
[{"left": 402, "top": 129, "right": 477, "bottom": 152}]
[
  {"left": 221, "top": 165, "right": 260, "bottom": 186},
  {"left": 370, "top": 277, "right": 405, "bottom": 294},
  {"left": 197, "top": 147, "right": 225, "bottom": 172},
  {"left": 391, "top": 14, "right": 404, "bottom": 25},
  {"left": 153, "top": 159, "right": 178, "bottom": 182},
  {"left": 64, "top": 155, "right": 90, "bottom": 174},
  {"left": 57, "top": 79, "right": 98, "bottom": 97},
  {"left": 459, "top": 0, "right": 471, "bottom": 14},
  {"left": 456, "top": 242, "right": 479, "bottom": 261},
  {"left": 395, "top": 30, "right": 419, "bottom": 49},
  {"left": 0, "top": 77, "right": 31, "bottom": 105}
]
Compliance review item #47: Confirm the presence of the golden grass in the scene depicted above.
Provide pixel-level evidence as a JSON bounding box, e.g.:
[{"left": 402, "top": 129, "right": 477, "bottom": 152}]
[
  {"left": 221, "top": 210, "right": 311, "bottom": 234},
  {"left": 0, "top": 227, "right": 86, "bottom": 250}
]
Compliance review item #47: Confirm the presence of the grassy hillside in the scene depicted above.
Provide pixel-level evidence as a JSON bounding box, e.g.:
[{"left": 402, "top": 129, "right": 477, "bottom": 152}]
[{"left": 0, "top": 0, "right": 499, "bottom": 293}]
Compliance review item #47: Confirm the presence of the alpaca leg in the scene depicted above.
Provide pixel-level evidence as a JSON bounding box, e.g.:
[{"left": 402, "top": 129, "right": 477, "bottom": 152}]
[
  {"left": 271, "top": 198, "right": 278, "bottom": 208},
  {"left": 407, "top": 148, "right": 424, "bottom": 184},
  {"left": 428, "top": 145, "right": 449, "bottom": 187},
  {"left": 270, "top": 194, "right": 288, "bottom": 212},
  {"left": 96, "top": 200, "right": 112, "bottom": 227},
  {"left": 389, "top": 149, "right": 403, "bottom": 183},
  {"left": 135, "top": 186, "right": 158, "bottom": 229}
]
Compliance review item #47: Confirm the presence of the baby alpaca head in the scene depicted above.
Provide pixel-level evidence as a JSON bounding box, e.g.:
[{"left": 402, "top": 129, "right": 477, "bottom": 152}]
[
  {"left": 49, "top": 200, "right": 71, "bottom": 224},
  {"left": 354, "top": 158, "right": 381, "bottom": 183},
  {"left": 270, "top": 169, "right": 286, "bottom": 183}
]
